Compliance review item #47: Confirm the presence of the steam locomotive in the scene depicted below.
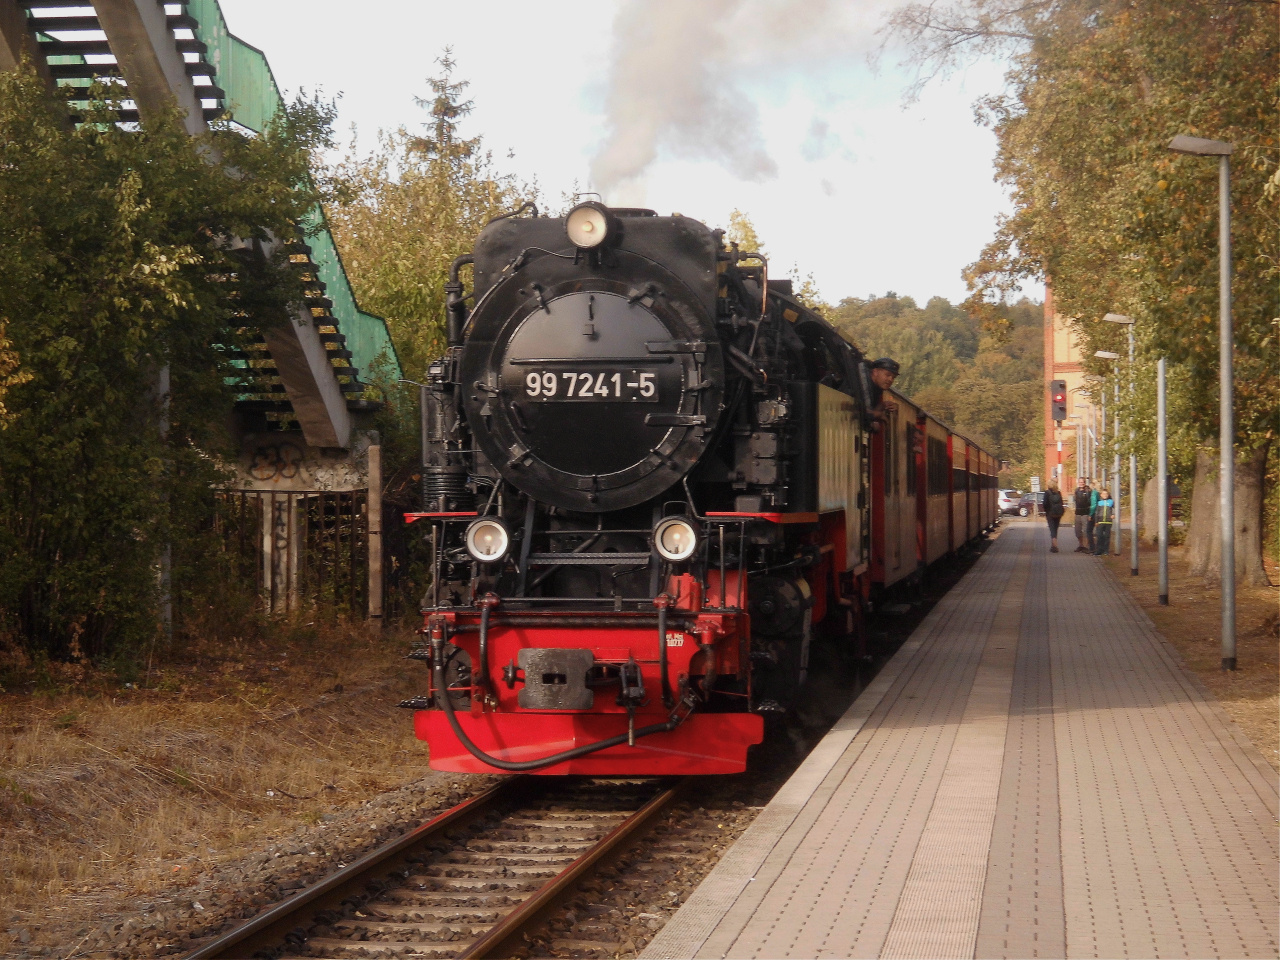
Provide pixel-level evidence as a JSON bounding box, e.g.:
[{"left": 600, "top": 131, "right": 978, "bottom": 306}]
[{"left": 403, "top": 202, "right": 998, "bottom": 775}]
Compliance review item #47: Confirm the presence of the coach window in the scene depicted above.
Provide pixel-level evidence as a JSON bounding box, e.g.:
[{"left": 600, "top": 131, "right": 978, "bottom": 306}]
[{"left": 927, "top": 436, "right": 947, "bottom": 496}]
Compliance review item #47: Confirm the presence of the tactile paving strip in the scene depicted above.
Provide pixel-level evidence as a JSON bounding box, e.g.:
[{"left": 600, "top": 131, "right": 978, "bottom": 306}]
[
  {"left": 879, "top": 539, "right": 1030, "bottom": 959},
  {"left": 975, "top": 536, "right": 1066, "bottom": 958}
]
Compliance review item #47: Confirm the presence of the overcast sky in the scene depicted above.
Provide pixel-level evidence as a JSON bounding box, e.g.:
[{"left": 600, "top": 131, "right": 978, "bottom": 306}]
[{"left": 217, "top": 0, "right": 1039, "bottom": 308}]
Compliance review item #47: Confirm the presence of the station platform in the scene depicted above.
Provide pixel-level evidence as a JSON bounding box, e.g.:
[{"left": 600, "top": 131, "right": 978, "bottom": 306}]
[{"left": 644, "top": 522, "right": 1279, "bottom": 959}]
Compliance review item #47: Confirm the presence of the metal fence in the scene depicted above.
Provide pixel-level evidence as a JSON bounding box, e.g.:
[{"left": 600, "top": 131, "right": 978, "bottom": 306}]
[
  {"left": 214, "top": 489, "right": 427, "bottom": 620},
  {"left": 215, "top": 490, "right": 368, "bottom": 616}
]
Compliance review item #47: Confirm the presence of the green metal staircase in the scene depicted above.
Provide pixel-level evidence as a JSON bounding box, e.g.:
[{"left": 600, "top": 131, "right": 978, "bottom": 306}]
[{"left": 1, "top": 0, "right": 400, "bottom": 445}]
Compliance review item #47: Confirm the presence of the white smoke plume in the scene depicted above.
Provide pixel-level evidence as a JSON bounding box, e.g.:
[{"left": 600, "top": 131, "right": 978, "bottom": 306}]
[{"left": 589, "top": 0, "right": 890, "bottom": 203}]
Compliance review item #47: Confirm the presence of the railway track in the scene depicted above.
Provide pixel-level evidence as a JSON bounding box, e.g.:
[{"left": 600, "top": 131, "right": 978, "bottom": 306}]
[{"left": 186, "top": 776, "right": 683, "bottom": 960}]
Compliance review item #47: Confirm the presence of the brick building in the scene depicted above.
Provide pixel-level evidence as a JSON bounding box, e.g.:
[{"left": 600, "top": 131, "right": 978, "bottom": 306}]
[{"left": 1043, "top": 286, "right": 1095, "bottom": 487}]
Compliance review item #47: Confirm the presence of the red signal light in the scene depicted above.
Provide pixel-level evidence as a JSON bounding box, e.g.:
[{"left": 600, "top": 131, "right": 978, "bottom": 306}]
[{"left": 1050, "top": 379, "right": 1068, "bottom": 421}]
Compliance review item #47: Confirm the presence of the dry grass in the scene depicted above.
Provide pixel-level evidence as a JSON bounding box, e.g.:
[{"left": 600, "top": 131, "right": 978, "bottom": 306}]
[
  {"left": 0, "top": 619, "right": 437, "bottom": 952},
  {"left": 1099, "top": 540, "right": 1279, "bottom": 773}
]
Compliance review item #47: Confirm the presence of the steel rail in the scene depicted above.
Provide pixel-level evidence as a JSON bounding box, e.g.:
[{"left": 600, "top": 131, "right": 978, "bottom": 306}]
[
  {"left": 183, "top": 777, "right": 523, "bottom": 959},
  {"left": 459, "top": 778, "right": 685, "bottom": 958},
  {"left": 185, "top": 776, "right": 683, "bottom": 959}
]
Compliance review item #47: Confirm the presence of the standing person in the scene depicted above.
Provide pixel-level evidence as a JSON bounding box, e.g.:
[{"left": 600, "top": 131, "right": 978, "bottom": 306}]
[
  {"left": 1092, "top": 488, "right": 1115, "bottom": 556},
  {"left": 1072, "top": 478, "right": 1093, "bottom": 552},
  {"left": 1043, "top": 479, "right": 1065, "bottom": 552}
]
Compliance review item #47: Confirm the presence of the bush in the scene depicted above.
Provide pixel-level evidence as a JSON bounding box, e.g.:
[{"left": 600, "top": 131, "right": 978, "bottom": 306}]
[{"left": 0, "top": 70, "right": 331, "bottom": 662}]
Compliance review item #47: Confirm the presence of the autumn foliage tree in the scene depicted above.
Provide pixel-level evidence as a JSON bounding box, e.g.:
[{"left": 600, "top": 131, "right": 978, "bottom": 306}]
[
  {"left": 320, "top": 55, "right": 534, "bottom": 489},
  {"left": 832, "top": 294, "right": 1045, "bottom": 477},
  {"left": 887, "top": 0, "right": 1279, "bottom": 583},
  {"left": 324, "top": 54, "right": 529, "bottom": 385}
]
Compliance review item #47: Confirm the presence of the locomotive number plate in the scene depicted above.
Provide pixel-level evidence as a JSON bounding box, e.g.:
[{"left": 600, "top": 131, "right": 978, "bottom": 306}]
[{"left": 521, "top": 370, "right": 659, "bottom": 402}]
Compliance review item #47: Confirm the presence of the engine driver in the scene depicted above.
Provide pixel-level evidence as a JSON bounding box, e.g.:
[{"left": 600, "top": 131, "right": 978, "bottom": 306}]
[{"left": 866, "top": 357, "right": 900, "bottom": 432}]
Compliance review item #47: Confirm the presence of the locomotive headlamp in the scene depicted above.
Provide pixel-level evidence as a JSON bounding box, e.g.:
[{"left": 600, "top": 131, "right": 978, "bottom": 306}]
[
  {"left": 654, "top": 517, "right": 699, "bottom": 563},
  {"left": 465, "top": 518, "right": 511, "bottom": 563},
  {"left": 566, "top": 202, "right": 612, "bottom": 249}
]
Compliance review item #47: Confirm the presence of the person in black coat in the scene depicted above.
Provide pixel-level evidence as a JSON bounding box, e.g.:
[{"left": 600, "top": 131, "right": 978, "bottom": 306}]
[
  {"left": 1042, "top": 479, "right": 1066, "bottom": 553},
  {"left": 865, "top": 357, "right": 899, "bottom": 432},
  {"left": 1072, "top": 478, "right": 1093, "bottom": 552}
]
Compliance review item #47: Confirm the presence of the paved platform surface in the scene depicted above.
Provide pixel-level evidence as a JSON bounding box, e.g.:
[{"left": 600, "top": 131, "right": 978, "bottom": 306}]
[{"left": 644, "top": 522, "right": 1278, "bottom": 959}]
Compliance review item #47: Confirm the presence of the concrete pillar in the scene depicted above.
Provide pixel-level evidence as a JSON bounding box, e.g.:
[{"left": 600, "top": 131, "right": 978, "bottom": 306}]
[
  {"left": 0, "top": 2, "right": 56, "bottom": 88},
  {"left": 260, "top": 308, "right": 353, "bottom": 450},
  {"left": 261, "top": 491, "right": 299, "bottom": 615},
  {"left": 93, "top": 0, "right": 207, "bottom": 134}
]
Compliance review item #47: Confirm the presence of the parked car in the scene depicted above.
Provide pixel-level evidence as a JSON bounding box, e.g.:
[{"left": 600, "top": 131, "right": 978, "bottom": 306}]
[
  {"left": 1016, "top": 491, "right": 1044, "bottom": 517},
  {"left": 997, "top": 489, "right": 1022, "bottom": 515}
]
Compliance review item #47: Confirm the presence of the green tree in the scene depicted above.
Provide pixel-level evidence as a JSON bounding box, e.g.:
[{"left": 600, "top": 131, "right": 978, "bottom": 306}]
[
  {"left": 887, "top": 0, "right": 1278, "bottom": 583},
  {"left": 0, "top": 69, "right": 330, "bottom": 659},
  {"left": 324, "top": 55, "right": 530, "bottom": 388},
  {"left": 725, "top": 208, "right": 767, "bottom": 257},
  {"left": 0, "top": 323, "right": 30, "bottom": 428},
  {"left": 322, "top": 57, "right": 534, "bottom": 505}
]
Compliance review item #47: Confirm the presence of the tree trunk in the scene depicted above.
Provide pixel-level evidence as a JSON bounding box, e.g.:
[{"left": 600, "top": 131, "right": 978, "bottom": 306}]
[
  {"left": 1234, "top": 443, "right": 1270, "bottom": 587},
  {"left": 1186, "top": 447, "right": 1219, "bottom": 579},
  {"left": 1184, "top": 443, "right": 1272, "bottom": 586}
]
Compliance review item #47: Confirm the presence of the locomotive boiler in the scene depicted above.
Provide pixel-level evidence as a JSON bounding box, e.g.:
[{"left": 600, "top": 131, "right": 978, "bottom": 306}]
[{"left": 404, "top": 201, "right": 892, "bottom": 775}]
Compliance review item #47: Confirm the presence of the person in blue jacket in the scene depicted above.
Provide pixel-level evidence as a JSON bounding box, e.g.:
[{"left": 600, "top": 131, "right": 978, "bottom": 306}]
[{"left": 1092, "top": 488, "right": 1115, "bottom": 556}]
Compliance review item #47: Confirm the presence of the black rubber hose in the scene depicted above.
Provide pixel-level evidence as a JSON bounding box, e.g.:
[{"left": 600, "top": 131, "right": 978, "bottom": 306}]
[
  {"left": 657, "top": 600, "right": 673, "bottom": 709},
  {"left": 433, "top": 655, "right": 682, "bottom": 772}
]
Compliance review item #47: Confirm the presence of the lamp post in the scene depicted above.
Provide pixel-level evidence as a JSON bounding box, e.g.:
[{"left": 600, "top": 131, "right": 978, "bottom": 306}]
[
  {"left": 1095, "top": 350, "right": 1121, "bottom": 554},
  {"left": 1168, "top": 133, "right": 1236, "bottom": 671},
  {"left": 1098, "top": 382, "right": 1107, "bottom": 487},
  {"left": 1157, "top": 358, "right": 1169, "bottom": 605},
  {"left": 1068, "top": 415, "right": 1082, "bottom": 486},
  {"left": 1105, "top": 314, "right": 1139, "bottom": 574}
]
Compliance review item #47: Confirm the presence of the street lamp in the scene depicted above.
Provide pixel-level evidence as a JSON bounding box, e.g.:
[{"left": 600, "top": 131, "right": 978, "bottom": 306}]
[
  {"left": 1105, "top": 314, "right": 1139, "bottom": 575},
  {"left": 1081, "top": 377, "right": 1103, "bottom": 485},
  {"left": 1095, "top": 351, "right": 1122, "bottom": 555},
  {"left": 1157, "top": 358, "right": 1169, "bottom": 605},
  {"left": 1167, "top": 133, "right": 1236, "bottom": 671}
]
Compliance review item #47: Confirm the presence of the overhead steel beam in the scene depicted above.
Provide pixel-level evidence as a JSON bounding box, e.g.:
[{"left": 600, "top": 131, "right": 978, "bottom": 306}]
[
  {"left": 93, "top": 0, "right": 206, "bottom": 134},
  {"left": 261, "top": 309, "right": 354, "bottom": 449}
]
